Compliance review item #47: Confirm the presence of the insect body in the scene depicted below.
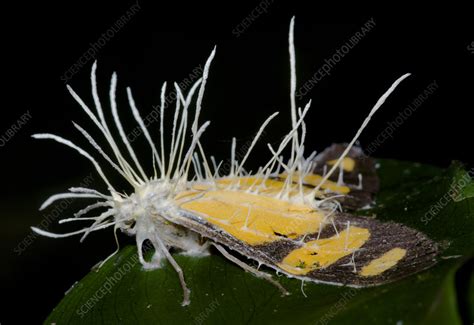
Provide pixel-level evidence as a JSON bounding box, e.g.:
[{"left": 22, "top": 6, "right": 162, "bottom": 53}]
[{"left": 32, "top": 18, "right": 438, "bottom": 306}]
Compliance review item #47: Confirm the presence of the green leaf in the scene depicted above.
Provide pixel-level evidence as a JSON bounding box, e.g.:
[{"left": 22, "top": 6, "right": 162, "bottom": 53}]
[{"left": 46, "top": 160, "right": 474, "bottom": 324}]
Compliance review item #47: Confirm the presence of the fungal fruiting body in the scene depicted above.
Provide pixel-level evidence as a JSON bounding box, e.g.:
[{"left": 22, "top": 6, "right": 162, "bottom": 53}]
[{"left": 32, "top": 18, "right": 438, "bottom": 306}]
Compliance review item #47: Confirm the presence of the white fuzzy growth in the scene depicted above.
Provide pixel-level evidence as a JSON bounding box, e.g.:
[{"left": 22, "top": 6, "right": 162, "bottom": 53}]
[
  {"left": 288, "top": 17, "right": 299, "bottom": 166},
  {"left": 73, "top": 122, "right": 136, "bottom": 184},
  {"left": 74, "top": 202, "right": 112, "bottom": 218},
  {"left": 38, "top": 193, "right": 101, "bottom": 211},
  {"left": 127, "top": 87, "right": 165, "bottom": 177},
  {"left": 32, "top": 18, "right": 412, "bottom": 305},
  {"left": 159, "top": 82, "right": 167, "bottom": 176},
  {"left": 234, "top": 112, "right": 279, "bottom": 177},
  {"left": 109, "top": 72, "right": 148, "bottom": 182}
]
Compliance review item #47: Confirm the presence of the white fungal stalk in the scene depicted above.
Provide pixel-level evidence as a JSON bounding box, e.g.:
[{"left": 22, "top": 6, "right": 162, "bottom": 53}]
[{"left": 32, "top": 17, "right": 410, "bottom": 306}]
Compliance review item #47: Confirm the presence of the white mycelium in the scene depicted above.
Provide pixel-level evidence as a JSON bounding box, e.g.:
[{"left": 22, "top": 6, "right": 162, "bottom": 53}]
[{"left": 32, "top": 18, "right": 410, "bottom": 306}]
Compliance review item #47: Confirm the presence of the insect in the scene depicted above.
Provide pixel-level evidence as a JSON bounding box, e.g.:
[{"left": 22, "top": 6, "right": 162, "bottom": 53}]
[{"left": 32, "top": 18, "right": 438, "bottom": 306}]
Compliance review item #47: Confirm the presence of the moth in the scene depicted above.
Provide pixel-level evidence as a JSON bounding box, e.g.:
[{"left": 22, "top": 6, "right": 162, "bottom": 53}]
[{"left": 32, "top": 18, "right": 438, "bottom": 306}]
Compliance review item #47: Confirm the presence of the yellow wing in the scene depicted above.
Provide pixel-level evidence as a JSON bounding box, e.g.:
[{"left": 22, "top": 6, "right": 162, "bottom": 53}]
[{"left": 173, "top": 174, "right": 437, "bottom": 286}]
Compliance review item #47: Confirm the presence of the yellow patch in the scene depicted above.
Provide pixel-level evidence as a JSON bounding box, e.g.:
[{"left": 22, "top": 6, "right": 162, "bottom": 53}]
[
  {"left": 215, "top": 177, "right": 288, "bottom": 195},
  {"left": 278, "top": 173, "right": 351, "bottom": 194},
  {"left": 190, "top": 174, "right": 350, "bottom": 200},
  {"left": 359, "top": 248, "right": 407, "bottom": 277},
  {"left": 179, "top": 190, "right": 327, "bottom": 245},
  {"left": 298, "top": 174, "right": 350, "bottom": 194},
  {"left": 278, "top": 226, "right": 370, "bottom": 275},
  {"left": 327, "top": 157, "right": 356, "bottom": 172}
]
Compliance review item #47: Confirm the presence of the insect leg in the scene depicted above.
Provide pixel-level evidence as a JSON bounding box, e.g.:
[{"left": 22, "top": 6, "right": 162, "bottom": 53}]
[
  {"left": 211, "top": 243, "right": 289, "bottom": 296},
  {"left": 153, "top": 234, "right": 191, "bottom": 306}
]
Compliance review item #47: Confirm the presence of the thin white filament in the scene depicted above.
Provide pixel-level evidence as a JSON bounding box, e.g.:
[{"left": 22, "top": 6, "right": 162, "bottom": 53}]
[
  {"left": 159, "top": 82, "right": 167, "bottom": 176},
  {"left": 234, "top": 112, "right": 279, "bottom": 177},
  {"left": 73, "top": 122, "right": 138, "bottom": 186},
  {"left": 32, "top": 133, "right": 116, "bottom": 192},
  {"left": 126, "top": 87, "right": 165, "bottom": 176},
  {"left": 109, "top": 72, "right": 148, "bottom": 181},
  {"left": 39, "top": 193, "right": 101, "bottom": 211},
  {"left": 313, "top": 73, "right": 411, "bottom": 193},
  {"left": 67, "top": 84, "right": 132, "bottom": 182}
]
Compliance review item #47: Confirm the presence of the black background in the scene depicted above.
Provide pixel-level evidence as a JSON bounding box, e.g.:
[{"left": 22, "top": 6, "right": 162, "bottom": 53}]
[{"left": 2, "top": 2, "right": 473, "bottom": 323}]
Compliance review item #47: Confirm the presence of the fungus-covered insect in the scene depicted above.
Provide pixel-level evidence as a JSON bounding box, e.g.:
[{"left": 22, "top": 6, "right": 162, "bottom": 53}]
[{"left": 32, "top": 18, "right": 438, "bottom": 306}]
